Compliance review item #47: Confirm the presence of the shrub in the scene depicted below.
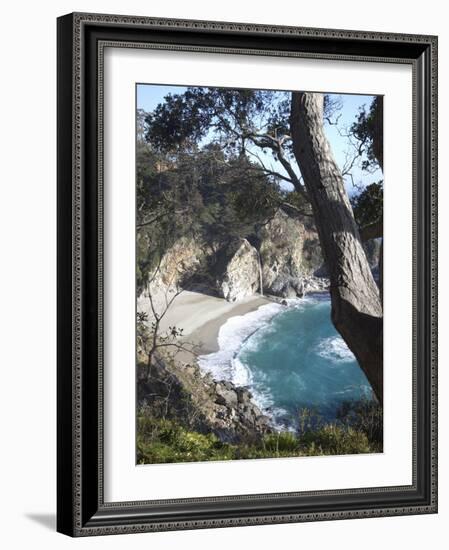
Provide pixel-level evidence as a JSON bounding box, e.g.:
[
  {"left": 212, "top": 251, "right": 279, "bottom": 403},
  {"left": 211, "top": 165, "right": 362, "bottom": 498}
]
[
  {"left": 136, "top": 413, "right": 380, "bottom": 464},
  {"left": 137, "top": 416, "right": 235, "bottom": 463},
  {"left": 263, "top": 431, "right": 299, "bottom": 454},
  {"left": 336, "top": 398, "right": 383, "bottom": 452},
  {"left": 298, "top": 424, "right": 372, "bottom": 456}
]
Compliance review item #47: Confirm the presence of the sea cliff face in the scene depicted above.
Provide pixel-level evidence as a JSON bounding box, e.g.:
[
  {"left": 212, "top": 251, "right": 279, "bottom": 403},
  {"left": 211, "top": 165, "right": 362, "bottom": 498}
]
[
  {"left": 257, "top": 209, "right": 325, "bottom": 297},
  {"left": 139, "top": 207, "right": 335, "bottom": 304},
  {"left": 137, "top": 208, "right": 383, "bottom": 337},
  {"left": 147, "top": 236, "right": 209, "bottom": 291},
  {"left": 213, "top": 238, "right": 261, "bottom": 302}
]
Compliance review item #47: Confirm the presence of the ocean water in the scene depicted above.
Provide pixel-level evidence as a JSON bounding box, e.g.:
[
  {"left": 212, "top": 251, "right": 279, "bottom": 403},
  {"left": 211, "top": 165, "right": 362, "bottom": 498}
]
[{"left": 198, "top": 294, "right": 372, "bottom": 429}]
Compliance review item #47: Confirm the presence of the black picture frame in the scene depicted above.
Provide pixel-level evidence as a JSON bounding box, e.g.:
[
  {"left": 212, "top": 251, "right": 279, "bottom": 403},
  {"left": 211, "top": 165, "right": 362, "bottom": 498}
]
[{"left": 57, "top": 12, "right": 438, "bottom": 537}]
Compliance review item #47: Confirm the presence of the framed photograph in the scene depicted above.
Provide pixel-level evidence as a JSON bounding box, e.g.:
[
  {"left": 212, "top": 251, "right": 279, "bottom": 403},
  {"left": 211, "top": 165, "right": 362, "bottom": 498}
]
[{"left": 57, "top": 12, "right": 438, "bottom": 536}]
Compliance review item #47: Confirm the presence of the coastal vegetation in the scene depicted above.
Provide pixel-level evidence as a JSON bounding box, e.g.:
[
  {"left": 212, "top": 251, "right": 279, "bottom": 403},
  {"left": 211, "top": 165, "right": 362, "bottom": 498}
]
[{"left": 137, "top": 400, "right": 382, "bottom": 464}]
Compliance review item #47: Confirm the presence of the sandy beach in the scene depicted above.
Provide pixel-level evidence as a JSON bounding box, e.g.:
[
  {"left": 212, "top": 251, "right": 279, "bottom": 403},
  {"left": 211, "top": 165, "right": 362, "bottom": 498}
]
[{"left": 138, "top": 289, "right": 269, "bottom": 356}]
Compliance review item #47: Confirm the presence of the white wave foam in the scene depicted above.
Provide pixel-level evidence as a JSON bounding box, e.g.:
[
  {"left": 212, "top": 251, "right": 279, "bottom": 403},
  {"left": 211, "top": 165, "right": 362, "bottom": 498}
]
[
  {"left": 198, "top": 296, "right": 338, "bottom": 428},
  {"left": 316, "top": 336, "right": 355, "bottom": 364},
  {"left": 197, "top": 301, "right": 298, "bottom": 428},
  {"left": 332, "top": 384, "right": 372, "bottom": 398},
  {"left": 198, "top": 302, "right": 282, "bottom": 385},
  {"left": 229, "top": 356, "right": 279, "bottom": 416}
]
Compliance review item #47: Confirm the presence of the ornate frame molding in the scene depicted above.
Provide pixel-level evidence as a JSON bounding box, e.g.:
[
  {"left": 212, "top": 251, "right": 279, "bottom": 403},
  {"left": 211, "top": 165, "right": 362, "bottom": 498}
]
[{"left": 57, "top": 12, "right": 438, "bottom": 537}]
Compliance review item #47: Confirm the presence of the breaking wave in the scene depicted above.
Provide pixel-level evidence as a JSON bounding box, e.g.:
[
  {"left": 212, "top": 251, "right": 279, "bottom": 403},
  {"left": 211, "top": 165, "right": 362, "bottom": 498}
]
[
  {"left": 315, "top": 336, "right": 355, "bottom": 363},
  {"left": 198, "top": 302, "right": 283, "bottom": 388}
]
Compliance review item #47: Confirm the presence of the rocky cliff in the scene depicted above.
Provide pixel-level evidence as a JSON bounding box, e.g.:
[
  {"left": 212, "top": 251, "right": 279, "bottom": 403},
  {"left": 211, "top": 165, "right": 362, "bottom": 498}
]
[
  {"left": 363, "top": 238, "right": 382, "bottom": 269},
  {"left": 139, "top": 207, "right": 330, "bottom": 305},
  {"left": 147, "top": 236, "right": 210, "bottom": 291},
  {"left": 140, "top": 216, "right": 380, "bottom": 306},
  {"left": 213, "top": 238, "right": 262, "bottom": 302},
  {"left": 257, "top": 208, "right": 325, "bottom": 297},
  {"left": 137, "top": 352, "right": 272, "bottom": 443}
]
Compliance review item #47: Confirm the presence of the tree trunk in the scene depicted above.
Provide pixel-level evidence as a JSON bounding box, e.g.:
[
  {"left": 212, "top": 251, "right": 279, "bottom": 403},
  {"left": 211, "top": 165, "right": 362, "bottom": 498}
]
[
  {"left": 373, "top": 97, "right": 383, "bottom": 171},
  {"left": 290, "top": 92, "right": 383, "bottom": 403}
]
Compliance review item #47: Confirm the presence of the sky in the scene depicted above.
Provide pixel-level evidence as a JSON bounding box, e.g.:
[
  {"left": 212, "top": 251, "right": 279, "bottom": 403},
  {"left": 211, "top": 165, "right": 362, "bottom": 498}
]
[{"left": 137, "top": 84, "right": 383, "bottom": 196}]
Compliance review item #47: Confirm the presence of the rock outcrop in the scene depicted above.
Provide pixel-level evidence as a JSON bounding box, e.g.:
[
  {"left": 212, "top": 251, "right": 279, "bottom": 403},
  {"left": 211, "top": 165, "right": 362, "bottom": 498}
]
[
  {"left": 363, "top": 238, "right": 381, "bottom": 269},
  {"left": 137, "top": 353, "right": 272, "bottom": 444},
  {"left": 213, "top": 238, "right": 261, "bottom": 302},
  {"left": 257, "top": 208, "right": 325, "bottom": 297},
  {"left": 149, "top": 236, "right": 209, "bottom": 290},
  {"left": 139, "top": 208, "right": 328, "bottom": 307},
  {"left": 210, "top": 379, "right": 272, "bottom": 441}
]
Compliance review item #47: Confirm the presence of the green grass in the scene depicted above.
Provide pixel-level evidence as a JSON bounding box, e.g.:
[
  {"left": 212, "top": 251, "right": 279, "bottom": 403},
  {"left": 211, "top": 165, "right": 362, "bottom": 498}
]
[
  {"left": 137, "top": 413, "right": 379, "bottom": 464},
  {"left": 137, "top": 417, "right": 235, "bottom": 463}
]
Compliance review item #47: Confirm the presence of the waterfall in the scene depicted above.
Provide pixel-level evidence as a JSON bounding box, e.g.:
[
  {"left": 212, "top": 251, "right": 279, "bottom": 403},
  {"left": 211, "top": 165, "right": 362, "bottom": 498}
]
[{"left": 257, "top": 250, "right": 264, "bottom": 296}]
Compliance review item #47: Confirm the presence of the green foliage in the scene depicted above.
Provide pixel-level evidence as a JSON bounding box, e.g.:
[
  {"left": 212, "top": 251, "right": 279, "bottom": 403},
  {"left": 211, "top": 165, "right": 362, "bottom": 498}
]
[
  {"left": 136, "top": 88, "right": 368, "bottom": 293},
  {"left": 145, "top": 87, "right": 272, "bottom": 155},
  {"left": 231, "top": 164, "right": 281, "bottom": 221},
  {"left": 350, "top": 96, "right": 383, "bottom": 171},
  {"left": 136, "top": 120, "right": 282, "bottom": 291},
  {"left": 137, "top": 399, "right": 382, "bottom": 464},
  {"left": 263, "top": 431, "right": 299, "bottom": 454},
  {"left": 282, "top": 189, "right": 313, "bottom": 217},
  {"left": 137, "top": 416, "right": 235, "bottom": 463},
  {"left": 336, "top": 398, "right": 383, "bottom": 452},
  {"left": 144, "top": 88, "right": 342, "bottom": 161},
  {"left": 298, "top": 424, "right": 372, "bottom": 456},
  {"left": 350, "top": 181, "right": 383, "bottom": 228}
]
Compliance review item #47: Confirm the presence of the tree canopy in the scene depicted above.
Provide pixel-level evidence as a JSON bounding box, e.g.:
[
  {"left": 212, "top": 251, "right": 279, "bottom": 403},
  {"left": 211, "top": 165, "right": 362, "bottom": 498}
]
[
  {"left": 136, "top": 108, "right": 287, "bottom": 291},
  {"left": 350, "top": 96, "right": 383, "bottom": 171}
]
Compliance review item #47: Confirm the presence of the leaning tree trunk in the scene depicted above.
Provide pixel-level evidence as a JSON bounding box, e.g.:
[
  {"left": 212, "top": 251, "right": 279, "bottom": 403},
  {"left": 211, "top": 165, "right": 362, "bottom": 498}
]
[{"left": 290, "top": 92, "right": 383, "bottom": 403}]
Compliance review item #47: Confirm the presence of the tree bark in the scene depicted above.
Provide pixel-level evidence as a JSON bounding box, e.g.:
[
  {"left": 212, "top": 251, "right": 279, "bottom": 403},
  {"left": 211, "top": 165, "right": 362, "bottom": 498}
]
[{"left": 290, "top": 92, "right": 383, "bottom": 403}]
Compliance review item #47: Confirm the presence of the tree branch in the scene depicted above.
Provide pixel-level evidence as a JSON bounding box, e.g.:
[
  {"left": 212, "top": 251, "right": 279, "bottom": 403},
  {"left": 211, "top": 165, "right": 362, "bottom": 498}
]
[
  {"left": 244, "top": 148, "right": 294, "bottom": 185},
  {"left": 360, "top": 218, "right": 383, "bottom": 241},
  {"left": 246, "top": 132, "right": 308, "bottom": 200},
  {"left": 137, "top": 208, "right": 188, "bottom": 229},
  {"left": 280, "top": 201, "right": 314, "bottom": 218}
]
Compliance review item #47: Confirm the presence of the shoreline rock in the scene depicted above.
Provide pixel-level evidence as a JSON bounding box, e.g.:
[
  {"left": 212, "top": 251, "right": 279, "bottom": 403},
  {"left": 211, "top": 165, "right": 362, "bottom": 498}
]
[{"left": 137, "top": 353, "right": 272, "bottom": 444}]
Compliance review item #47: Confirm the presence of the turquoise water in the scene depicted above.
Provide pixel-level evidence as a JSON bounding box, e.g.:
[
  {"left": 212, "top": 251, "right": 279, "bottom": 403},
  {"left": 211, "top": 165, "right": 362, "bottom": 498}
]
[
  {"left": 235, "top": 294, "right": 372, "bottom": 427},
  {"left": 198, "top": 294, "right": 374, "bottom": 429}
]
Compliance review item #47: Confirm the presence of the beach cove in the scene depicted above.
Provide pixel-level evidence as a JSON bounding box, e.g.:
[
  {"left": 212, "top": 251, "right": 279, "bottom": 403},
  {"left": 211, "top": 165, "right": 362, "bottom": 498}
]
[{"left": 138, "top": 289, "right": 372, "bottom": 429}]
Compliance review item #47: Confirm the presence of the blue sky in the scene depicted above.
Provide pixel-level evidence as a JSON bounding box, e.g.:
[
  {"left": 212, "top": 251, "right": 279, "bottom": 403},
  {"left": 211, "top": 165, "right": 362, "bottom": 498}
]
[{"left": 137, "top": 84, "right": 382, "bottom": 195}]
